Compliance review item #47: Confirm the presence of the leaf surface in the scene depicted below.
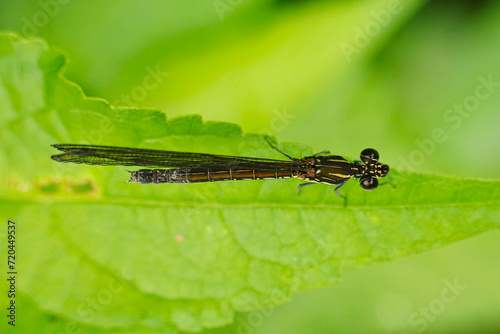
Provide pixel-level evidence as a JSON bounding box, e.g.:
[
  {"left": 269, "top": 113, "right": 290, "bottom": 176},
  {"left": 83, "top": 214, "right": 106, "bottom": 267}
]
[{"left": 1, "top": 33, "right": 499, "bottom": 333}]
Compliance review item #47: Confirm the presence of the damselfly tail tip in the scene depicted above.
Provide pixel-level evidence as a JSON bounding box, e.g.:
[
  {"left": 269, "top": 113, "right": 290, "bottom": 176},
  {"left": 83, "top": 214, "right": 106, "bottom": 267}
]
[{"left": 125, "top": 170, "right": 137, "bottom": 183}]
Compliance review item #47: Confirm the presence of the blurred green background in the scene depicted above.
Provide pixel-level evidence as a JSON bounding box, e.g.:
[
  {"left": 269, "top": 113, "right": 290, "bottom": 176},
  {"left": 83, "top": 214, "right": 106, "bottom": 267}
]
[{"left": 1, "top": 0, "right": 500, "bottom": 333}]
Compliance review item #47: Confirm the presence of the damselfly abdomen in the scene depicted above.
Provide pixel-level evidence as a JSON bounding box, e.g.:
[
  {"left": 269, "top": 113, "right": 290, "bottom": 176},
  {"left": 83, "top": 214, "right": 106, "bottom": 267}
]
[{"left": 51, "top": 139, "right": 389, "bottom": 199}]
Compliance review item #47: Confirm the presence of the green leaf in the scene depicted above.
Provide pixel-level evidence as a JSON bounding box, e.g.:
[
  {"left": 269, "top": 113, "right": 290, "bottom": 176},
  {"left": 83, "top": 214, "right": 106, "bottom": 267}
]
[{"left": 1, "top": 33, "right": 499, "bottom": 334}]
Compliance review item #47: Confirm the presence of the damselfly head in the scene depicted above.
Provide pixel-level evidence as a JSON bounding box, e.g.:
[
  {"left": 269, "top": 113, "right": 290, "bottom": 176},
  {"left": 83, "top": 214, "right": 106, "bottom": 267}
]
[{"left": 358, "top": 149, "right": 389, "bottom": 191}]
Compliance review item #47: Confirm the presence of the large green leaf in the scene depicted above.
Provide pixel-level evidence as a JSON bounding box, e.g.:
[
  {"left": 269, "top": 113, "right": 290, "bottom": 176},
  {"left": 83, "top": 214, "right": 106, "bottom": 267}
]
[{"left": 1, "top": 33, "right": 499, "bottom": 333}]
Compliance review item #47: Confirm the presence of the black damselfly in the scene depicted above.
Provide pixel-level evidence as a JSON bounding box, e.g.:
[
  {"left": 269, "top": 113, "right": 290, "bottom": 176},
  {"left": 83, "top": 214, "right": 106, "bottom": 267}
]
[{"left": 51, "top": 139, "right": 389, "bottom": 199}]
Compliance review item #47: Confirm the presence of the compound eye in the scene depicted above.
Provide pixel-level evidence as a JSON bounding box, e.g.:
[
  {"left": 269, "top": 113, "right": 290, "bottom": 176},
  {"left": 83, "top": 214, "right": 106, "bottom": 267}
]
[
  {"left": 360, "top": 148, "right": 379, "bottom": 163},
  {"left": 360, "top": 177, "right": 378, "bottom": 191}
]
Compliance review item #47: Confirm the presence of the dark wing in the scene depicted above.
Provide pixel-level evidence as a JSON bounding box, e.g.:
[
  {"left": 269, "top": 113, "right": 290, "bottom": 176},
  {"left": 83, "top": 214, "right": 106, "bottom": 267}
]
[{"left": 51, "top": 144, "right": 295, "bottom": 169}]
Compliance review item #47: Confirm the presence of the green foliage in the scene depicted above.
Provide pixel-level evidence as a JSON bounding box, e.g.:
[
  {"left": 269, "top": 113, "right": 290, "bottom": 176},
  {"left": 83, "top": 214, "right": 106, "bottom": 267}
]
[{"left": 1, "top": 32, "right": 499, "bottom": 333}]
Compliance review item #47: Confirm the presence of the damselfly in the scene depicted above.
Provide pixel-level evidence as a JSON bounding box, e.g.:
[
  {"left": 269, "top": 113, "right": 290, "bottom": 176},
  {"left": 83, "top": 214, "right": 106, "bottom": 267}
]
[{"left": 51, "top": 139, "right": 389, "bottom": 199}]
